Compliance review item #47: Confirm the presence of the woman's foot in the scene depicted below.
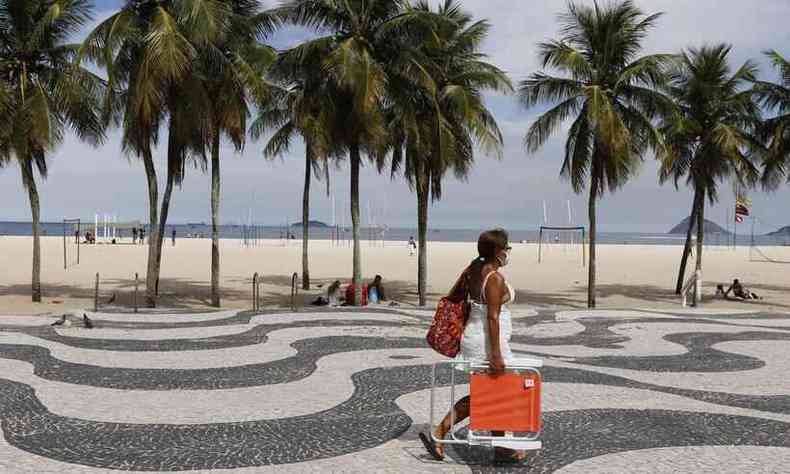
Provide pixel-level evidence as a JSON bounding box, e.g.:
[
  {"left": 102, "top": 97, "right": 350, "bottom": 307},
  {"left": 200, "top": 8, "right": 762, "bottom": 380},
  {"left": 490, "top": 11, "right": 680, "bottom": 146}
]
[
  {"left": 418, "top": 431, "right": 444, "bottom": 461},
  {"left": 494, "top": 447, "right": 528, "bottom": 464}
]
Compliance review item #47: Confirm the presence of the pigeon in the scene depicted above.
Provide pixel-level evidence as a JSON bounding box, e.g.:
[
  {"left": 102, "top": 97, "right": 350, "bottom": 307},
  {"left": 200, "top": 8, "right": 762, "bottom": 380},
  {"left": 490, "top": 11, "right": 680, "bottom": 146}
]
[
  {"left": 51, "top": 315, "right": 67, "bottom": 326},
  {"left": 106, "top": 292, "right": 116, "bottom": 304},
  {"left": 83, "top": 313, "right": 94, "bottom": 329}
]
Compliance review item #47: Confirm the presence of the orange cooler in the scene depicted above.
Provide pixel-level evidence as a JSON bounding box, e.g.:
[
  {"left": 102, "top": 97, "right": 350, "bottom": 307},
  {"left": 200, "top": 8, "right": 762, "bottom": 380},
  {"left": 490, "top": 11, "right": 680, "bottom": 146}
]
[{"left": 469, "top": 371, "right": 542, "bottom": 433}]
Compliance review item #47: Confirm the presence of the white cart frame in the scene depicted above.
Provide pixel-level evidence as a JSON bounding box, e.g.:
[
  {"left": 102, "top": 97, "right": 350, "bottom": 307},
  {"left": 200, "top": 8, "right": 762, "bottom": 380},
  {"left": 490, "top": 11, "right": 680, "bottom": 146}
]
[{"left": 429, "top": 358, "right": 543, "bottom": 451}]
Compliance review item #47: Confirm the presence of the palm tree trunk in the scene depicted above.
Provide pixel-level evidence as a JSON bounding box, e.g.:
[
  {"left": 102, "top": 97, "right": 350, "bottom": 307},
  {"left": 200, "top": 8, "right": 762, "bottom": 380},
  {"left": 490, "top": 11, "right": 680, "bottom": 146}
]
[
  {"left": 695, "top": 189, "right": 705, "bottom": 273},
  {"left": 21, "top": 163, "right": 42, "bottom": 302},
  {"left": 675, "top": 187, "right": 701, "bottom": 294},
  {"left": 416, "top": 159, "right": 429, "bottom": 307},
  {"left": 153, "top": 118, "right": 181, "bottom": 300},
  {"left": 142, "top": 147, "right": 159, "bottom": 308},
  {"left": 154, "top": 167, "right": 175, "bottom": 299},
  {"left": 350, "top": 143, "right": 362, "bottom": 306},
  {"left": 587, "top": 173, "right": 598, "bottom": 309},
  {"left": 302, "top": 143, "right": 312, "bottom": 291},
  {"left": 210, "top": 129, "right": 221, "bottom": 307}
]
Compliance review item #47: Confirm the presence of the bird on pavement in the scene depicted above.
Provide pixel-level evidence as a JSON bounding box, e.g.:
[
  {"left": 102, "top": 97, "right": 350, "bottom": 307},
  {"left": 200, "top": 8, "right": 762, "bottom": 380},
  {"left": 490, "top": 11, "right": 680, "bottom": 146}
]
[
  {"left": 51, "top": 315, "right": 67, "bottom": 326},
  {"left": 83, "top": 313, "right": 94, "bottom": 329}
]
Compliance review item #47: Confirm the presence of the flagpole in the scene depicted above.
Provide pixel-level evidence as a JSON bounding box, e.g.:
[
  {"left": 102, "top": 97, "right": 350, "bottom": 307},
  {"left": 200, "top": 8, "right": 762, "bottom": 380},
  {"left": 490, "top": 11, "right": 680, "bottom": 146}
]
[{"left": 733, "top": 197, "right": 737, "bottom": 250}]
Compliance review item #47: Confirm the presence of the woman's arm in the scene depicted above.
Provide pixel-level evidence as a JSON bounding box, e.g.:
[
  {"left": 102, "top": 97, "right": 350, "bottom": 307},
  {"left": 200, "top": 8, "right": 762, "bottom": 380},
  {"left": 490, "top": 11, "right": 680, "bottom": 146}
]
[{"left": 485, "top": 272, "right": 507, "bottom": 373}]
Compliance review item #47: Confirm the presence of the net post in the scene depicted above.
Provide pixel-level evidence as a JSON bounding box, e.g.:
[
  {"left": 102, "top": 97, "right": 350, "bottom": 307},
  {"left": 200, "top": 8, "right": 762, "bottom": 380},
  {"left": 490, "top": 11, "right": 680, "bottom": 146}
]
[
  {"left": 538, "top": 228, "right": 543, "bottom": 263},
  {"left": 134, "top": 273, "right": 139, "bottom": 313},
  {"left": 582, "top": 229, "right": 587, "bottom": 267},
  {"left": 63, "top": 220, "right": 67, "bottom": 270}
]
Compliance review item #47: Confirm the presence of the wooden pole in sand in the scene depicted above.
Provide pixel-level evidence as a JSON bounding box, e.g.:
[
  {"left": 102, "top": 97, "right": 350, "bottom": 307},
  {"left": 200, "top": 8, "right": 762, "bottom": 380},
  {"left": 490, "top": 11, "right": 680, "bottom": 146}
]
[{"left": 134, "top": 273, "right": 139, "bottom": 313}]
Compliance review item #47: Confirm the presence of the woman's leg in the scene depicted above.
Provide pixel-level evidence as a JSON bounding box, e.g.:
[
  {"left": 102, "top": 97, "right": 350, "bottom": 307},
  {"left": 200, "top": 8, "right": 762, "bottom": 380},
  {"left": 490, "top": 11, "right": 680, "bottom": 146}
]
[{"left": 432, "top": 396, "right": 471, "bottom": 456}]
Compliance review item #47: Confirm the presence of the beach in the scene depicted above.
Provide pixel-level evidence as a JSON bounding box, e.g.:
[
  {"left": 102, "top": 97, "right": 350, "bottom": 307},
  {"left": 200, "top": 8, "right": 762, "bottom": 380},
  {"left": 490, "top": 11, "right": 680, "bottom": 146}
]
[{"left": 1, "top": 235, "right": 788, "bottom": 315}]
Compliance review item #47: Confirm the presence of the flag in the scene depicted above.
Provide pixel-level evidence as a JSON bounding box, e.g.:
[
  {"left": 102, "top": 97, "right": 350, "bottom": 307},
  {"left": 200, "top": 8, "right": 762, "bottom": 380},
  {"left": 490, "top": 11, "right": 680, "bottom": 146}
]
[{"left": 735, "top": 195, "right": 751, "bottom": 218}]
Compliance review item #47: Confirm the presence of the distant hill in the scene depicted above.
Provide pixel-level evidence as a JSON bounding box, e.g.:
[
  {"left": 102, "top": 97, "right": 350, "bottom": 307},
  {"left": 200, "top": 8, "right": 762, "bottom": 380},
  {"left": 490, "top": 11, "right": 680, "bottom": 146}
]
[
  {"left": 767, "top": 226, "right": 790, "bottom": 236},
  {"left": 668, "top": 216, "right": 730, "bottom": 235},
  {"left": 291, "top": 220, "right": 330, "bottom": 228}
]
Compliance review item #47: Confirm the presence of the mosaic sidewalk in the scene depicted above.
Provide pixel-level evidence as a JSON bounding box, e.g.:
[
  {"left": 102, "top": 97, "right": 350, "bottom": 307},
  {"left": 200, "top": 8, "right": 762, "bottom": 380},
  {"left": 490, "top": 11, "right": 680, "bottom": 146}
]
[{"left": 1, "top": 306, "right": 789, "bottom": 473}]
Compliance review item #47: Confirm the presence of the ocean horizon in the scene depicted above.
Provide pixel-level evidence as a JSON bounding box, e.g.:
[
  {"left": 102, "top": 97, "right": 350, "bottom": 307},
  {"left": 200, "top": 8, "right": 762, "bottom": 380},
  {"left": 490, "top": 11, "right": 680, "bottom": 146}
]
[{"left": 1, "top": 221, "right": 787, "bottom": 247}]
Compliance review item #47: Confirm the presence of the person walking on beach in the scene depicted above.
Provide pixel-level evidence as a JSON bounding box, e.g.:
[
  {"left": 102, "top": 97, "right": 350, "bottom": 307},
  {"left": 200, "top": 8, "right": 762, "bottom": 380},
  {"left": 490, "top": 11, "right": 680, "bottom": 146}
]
[
  {"left": 171, "top": 228, "right": 176, "bottom": 246},
  {"left": 132, "top": 227, "right": 138, "bottom": 244},
  {"left": 420, "top": 228, "right": 525, "bottom": 463},
  {"left": 139, "top": 226, "right": 145, "bottom": 245},
  {"left": 408, "top": 236, "right": 417, "bottom": 256}
]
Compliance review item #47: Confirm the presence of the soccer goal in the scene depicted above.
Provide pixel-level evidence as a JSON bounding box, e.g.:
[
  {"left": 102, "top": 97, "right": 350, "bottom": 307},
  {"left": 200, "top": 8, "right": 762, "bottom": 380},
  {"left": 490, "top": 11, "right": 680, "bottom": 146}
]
[
  {"left": 63, "top": 218, "right": 81, "bottom": 269},
  {"left": 538, "top": 226, "right": 586, "bottom": 266}
]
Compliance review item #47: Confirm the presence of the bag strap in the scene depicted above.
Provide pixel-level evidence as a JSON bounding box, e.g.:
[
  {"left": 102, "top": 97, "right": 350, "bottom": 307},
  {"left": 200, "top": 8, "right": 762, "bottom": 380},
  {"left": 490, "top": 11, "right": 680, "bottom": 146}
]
[{"left": 448, "top": 266, "right": 471, "bottom": 302}]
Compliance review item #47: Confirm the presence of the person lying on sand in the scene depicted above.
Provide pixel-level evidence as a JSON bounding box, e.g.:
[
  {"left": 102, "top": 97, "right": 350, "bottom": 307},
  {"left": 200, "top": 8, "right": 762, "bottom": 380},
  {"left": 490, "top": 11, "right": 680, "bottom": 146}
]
[{"left": 723, "top": 279, "right": 761, "bottom": 300}]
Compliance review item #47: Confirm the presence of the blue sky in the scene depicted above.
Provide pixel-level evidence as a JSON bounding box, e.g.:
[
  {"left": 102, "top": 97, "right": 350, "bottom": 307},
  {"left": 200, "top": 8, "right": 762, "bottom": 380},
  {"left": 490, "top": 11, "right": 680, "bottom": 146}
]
[{"left": 2, "top": 0, "right": 790, "bottom": 233}]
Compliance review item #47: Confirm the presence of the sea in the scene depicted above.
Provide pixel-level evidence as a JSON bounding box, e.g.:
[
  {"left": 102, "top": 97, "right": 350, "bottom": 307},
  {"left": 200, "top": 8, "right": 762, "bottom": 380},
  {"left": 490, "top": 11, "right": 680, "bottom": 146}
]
[{"left": 1, "top": 221, "right": 787, "bottom": 246}]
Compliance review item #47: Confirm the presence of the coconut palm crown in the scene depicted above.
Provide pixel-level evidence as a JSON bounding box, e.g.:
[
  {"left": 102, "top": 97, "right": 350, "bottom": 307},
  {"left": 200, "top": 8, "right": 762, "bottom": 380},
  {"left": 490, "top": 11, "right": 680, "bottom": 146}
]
[
  {"left": 518, "top": 0, "right": 673, "bottom": 308},
  {"left": 0, "top": 0, "right": 105, "bottom": 301}
]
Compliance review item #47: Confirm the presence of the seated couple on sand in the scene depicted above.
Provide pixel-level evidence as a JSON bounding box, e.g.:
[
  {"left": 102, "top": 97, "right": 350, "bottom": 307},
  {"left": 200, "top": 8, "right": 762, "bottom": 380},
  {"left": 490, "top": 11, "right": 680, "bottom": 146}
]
[
  {"left": 311, "top": 276, "right": 388, "bottom": 306},
  {"left": 716, "top": 279, "right": 762, "bottom": 300}
]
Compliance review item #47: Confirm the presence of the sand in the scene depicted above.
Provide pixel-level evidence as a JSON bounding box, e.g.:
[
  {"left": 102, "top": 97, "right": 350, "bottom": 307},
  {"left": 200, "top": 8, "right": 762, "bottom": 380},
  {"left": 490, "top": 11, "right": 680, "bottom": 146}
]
[{"left": 1, "top": 235, "right": 789, "bottom": 315}]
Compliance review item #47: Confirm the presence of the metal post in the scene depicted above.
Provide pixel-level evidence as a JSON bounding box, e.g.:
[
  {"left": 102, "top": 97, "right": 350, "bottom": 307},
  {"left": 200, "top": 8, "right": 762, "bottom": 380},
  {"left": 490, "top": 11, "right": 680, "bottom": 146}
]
[
  {"left": 94, "top": 272, "right": 99, "bottom": 312},
  {"left": 538, "top": 228, "right": 542, "bottom": 263},
  {"left": 291, "top": 272, "right": 298, "bottom": 312},
  {"left": 76, "top": 221, "right": 80, "bottom": 264},
  {"left": 252, "top": 272, "right": 259, "bottom": 311},
  {"left": 134, "top": 273, "right": 139, "bottom": 313}
]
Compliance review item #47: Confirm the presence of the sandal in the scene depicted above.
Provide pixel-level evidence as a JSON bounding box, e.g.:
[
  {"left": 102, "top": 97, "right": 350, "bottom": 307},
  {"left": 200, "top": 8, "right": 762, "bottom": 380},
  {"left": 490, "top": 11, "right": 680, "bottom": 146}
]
[
  {"left": 494, "top": 447, "right": 528, "bottom": 464},
  {"left": 418, "top": 432, "right": 444, "bottom": 461}
]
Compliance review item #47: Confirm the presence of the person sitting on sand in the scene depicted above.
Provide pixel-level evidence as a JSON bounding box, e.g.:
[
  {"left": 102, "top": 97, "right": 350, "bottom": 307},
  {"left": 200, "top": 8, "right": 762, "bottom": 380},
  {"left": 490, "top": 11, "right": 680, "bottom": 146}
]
[
  {"left": 311, "top": 280, "right": 344, "bottom": 306},
  {"left": 724, "top": 279, "right": 761, "bottom": 300},
  {"left": 368, "top": 275, "right": 387, "bottom": 304}
]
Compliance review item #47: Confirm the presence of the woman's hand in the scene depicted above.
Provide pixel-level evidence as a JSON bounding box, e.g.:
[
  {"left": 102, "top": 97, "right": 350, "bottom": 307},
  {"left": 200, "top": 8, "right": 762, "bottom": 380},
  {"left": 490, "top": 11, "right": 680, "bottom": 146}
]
[{"left": 490, "top": 354, "right": 506, "bottom": 374}]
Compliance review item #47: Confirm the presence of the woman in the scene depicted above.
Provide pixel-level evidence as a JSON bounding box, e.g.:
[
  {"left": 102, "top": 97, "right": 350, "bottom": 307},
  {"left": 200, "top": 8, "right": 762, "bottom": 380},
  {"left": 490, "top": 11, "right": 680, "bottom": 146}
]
[
  {"left": 368, "top": 275, "right": 387, "bottom": 303},
  {"left": 311, "top": 280, "right": 343, "bottom": 306},
  {"left": 420, "top": 229, "right": 525, "bottom": 463}
]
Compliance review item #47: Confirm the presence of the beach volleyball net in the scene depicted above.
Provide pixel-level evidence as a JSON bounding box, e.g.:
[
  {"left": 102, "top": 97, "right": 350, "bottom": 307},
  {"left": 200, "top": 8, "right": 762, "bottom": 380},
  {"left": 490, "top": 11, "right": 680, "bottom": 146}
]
[
  {"left": 63, "top": 218, "right": 81, "bottom": 269},
  {"left": 538, "top": 226, "right": 586, "bottom": 266},
  {"left": 747, "top": 216, "right": 790, "bottom": 264}
]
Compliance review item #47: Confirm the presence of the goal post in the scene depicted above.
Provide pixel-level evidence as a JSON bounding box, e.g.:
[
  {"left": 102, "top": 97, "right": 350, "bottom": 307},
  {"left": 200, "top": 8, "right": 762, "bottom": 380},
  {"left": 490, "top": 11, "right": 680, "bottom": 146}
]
[
  {"left": 538, "top": 226, "right": 586, "bottom": 267},
  {"left": 63, "top": 218, "right": 81, "bottom": 269}
]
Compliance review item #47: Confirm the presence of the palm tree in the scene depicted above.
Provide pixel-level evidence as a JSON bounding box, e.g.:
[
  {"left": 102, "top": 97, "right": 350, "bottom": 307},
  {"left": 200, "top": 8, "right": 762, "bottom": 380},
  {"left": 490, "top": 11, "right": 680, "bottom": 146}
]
[
  {"left": 754, "top": 50, "right": 790, "bottom": 191},
  {"left": 197, "top": 2, "right": 277, "bottom": 306},
  {"left": 0, "top": 0, "right": 105, "bottom": 302},
  {"left": 519, "top": 0, "right": 673, "bottom": 308},
  {"left": 277, "top": 0, "right": 414, "bottom": 304},
  {"left": 250, "top": 51, "right": 335, "bottom": 292},
  {"left": 660, "top": 45, "right": 761, "bottom": 295},
  {"left": 388, "top": 0, "right": 511, "bottom": 306},
  {"left": 83, "top": 0, "right": 230, "bottom": 306}
]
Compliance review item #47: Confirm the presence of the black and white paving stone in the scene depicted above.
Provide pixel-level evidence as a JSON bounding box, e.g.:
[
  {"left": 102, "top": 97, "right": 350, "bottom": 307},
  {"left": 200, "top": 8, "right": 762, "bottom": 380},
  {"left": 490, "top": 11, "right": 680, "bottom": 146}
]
[{"left": 0, "top": 307, "right": 789, "bottom": 472}]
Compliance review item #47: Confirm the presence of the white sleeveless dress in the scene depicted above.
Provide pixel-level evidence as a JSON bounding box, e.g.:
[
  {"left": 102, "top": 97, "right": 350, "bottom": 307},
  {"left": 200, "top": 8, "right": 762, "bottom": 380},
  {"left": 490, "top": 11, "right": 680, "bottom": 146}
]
[{"left": 457, "top": 271, "right": 515, "bottom": 363}]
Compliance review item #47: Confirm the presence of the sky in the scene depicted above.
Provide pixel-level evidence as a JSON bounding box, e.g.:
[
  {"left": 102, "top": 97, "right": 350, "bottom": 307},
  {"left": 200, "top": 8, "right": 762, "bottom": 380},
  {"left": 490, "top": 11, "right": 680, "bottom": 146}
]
[{"left": 1, "top": 0, "right": 789, "bottom": 233}]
